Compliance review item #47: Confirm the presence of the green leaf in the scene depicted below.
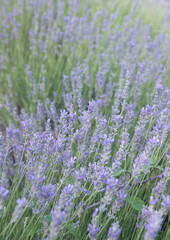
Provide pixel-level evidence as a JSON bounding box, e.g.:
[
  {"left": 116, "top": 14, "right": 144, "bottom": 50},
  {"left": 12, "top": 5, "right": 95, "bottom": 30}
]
[
  {"left": 76, "top": 192, "right": 81, "bottom": 198},
  {"left": 155, "top": 165, "right": 164, "bottom": 171},
  {"left": 66, "top": 223, "right": 79, "bottom": 237},
  {"left": 113, "top": 169, "right": 126, "bottom": 177},
  {"left": 66, "top": 176, "right": 75, "bottom": 185},
  {"left": 147, "top": 164, "right": 164, "bottom": 172},
  {"left": 138, "top": 172, "right": 144, "bottom": 181},
  {"left": 126, "top": 196, "right": 145, "bottom": 211},
  {"left": 44, "top": 214, "right": 52, "bottom": 223}
]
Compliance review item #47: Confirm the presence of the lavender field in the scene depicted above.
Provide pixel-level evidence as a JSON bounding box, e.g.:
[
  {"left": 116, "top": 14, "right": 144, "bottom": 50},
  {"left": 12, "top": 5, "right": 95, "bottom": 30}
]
[{"left": 0, "top": 0, "right": 170, "bottom": 239}]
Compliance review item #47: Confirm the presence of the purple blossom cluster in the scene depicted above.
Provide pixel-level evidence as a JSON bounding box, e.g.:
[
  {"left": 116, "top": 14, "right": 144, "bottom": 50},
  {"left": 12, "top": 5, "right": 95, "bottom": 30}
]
[{"left": 0, "top": 0, "right": 170, "bottom": 239}]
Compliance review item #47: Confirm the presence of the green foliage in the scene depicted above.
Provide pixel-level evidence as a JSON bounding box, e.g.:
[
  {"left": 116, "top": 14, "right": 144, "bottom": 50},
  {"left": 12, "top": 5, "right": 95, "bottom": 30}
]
[
  {"left": 0, "top": 1, "right": 170, "bottom": 240},
  {"left": 126, "top": 196, "right": 145, "bottom": 211}
]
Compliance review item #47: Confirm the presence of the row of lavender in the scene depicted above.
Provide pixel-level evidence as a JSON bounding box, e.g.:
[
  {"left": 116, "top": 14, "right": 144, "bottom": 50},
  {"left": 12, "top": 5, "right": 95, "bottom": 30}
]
[{"left": 0, "top": 0, "right": 170, "bottom": 239}]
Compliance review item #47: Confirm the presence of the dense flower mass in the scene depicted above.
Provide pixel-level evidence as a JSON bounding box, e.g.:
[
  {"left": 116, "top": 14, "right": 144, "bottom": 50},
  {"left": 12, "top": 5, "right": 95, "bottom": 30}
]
[{"left": 0, "top": 0, "right": 170, "bottom": 239}]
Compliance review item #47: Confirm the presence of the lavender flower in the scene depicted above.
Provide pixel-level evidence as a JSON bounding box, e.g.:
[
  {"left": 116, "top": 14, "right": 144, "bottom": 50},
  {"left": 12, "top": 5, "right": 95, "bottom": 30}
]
[
  {"left": 48, "top": 206, "right": 66, "bottom": 240},
  {"left": 108, "top": 222, "right": 121, "bottom": 240},
  {"left": 0, "top": 186, "right": 9, "bottom": 213},
  {"left": 11, "top": 198, "right": 28, "bottom": 223},
  {"left": 144, "top": 210, "right": 163, "bottom": 240},
  {"left": 112, "top": 128, "right": 129, "bottom": 170},
  {"left": 88, "top": 208, "right": 100, "bottom": 240},
  {"left": 161, "top": 194, "right": 170, "bottom": 210},
  {"left": 100, "top": 134, "right": 114, "bottom": 165}
]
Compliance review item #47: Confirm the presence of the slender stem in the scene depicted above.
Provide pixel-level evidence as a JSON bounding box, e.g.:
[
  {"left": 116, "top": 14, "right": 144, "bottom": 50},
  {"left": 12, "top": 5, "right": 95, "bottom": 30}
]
[{"left": 135, "top": 174, "right": 162, "bottom": 186}]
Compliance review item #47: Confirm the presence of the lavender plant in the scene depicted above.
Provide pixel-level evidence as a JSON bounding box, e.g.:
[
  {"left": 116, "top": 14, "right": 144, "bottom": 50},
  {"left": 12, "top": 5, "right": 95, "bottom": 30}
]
[{"left": 0, "top": 0, "right": 170, "bottom": 240}]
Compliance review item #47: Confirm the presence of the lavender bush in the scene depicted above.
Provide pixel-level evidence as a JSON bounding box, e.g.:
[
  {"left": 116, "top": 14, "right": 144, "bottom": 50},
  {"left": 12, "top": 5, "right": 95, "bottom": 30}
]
[{"left": 0, "top": 0, "right": 170, "bottom": 239}]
